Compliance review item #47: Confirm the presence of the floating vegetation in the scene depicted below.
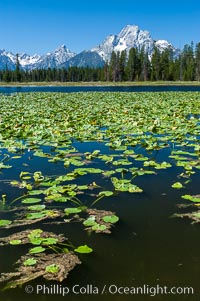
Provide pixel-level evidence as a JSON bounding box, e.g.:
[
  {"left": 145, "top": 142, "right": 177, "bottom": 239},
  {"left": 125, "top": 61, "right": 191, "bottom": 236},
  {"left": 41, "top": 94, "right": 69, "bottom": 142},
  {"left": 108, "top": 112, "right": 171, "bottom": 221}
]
[
  {"left": 0, "top": 229, "right": 65, "bottom": 246},
  {"left": 174, "top": 194, "right": 200, "bottom": 223},
  {"left": 0, "top": 91, "right": 200, "bottom": 289},
  {"left": 0, "top": 228, "right": 90, "bottom": 288},
  {"left": 0, "top": 253, "right": 81, "bottom": 289},
  {"left": 83, "top": 209, "right": 119, "bottom": 234}
]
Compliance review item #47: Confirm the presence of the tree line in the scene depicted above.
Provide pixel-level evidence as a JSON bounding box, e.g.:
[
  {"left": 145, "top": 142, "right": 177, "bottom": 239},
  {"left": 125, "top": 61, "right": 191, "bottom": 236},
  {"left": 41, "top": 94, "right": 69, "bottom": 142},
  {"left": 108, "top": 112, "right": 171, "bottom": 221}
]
[{"left": 1, "top": 42, "right": 200, "bottom": 82}]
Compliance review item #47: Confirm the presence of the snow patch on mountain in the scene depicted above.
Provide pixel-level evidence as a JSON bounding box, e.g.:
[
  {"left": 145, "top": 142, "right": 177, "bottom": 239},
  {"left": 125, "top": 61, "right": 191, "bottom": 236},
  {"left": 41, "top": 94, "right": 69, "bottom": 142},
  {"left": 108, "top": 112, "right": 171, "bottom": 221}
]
[{"left": 19, "top": 53, "right": 41, "bottom": 66}]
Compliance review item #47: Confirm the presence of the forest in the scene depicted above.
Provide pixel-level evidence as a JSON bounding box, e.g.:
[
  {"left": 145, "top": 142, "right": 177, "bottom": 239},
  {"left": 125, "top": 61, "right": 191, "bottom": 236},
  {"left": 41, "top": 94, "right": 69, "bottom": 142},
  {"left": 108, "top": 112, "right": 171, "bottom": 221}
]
[{"left": 0, "top": 42, "right": 200, "bottom": 82}]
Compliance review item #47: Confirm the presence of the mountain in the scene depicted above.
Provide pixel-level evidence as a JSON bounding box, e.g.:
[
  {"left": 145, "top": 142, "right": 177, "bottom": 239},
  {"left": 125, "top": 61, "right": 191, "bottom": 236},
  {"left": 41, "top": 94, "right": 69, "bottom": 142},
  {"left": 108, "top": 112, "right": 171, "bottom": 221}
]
[
  {"left": 0, "top": 50, "right": 16, "bottom": 70},
  {"left": 29, "top": 45, "right": 76, "bottom": 70},
  {"left": 0, "top": 45, "right": 76, "bottom": 70},
  {"left": 0, "top": 25, "right": 177, "bottom": 70},
  {"left": 91, "top": 25, "right": 176, "bottom": 61},
  {"left": 18, "top": 53, "right": 41, "bottom": 68},
  {"left": 60, "top": 50, "right": 104, "bottom": 68}
]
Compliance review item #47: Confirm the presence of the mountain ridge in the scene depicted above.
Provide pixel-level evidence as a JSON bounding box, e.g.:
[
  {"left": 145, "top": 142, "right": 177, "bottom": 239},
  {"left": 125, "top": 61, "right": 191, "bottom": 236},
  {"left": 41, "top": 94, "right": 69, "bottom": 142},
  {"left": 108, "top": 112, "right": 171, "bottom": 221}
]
[{"left": 0, "top": 25, "right": 177, "bottom": 70}]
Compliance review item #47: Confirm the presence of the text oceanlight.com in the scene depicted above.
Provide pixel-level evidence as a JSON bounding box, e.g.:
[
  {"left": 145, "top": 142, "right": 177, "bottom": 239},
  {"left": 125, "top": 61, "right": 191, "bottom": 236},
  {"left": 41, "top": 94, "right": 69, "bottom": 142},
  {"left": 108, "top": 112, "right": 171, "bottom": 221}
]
[{"left": 25, "top": 284, "right": 194, "bottom": 296}]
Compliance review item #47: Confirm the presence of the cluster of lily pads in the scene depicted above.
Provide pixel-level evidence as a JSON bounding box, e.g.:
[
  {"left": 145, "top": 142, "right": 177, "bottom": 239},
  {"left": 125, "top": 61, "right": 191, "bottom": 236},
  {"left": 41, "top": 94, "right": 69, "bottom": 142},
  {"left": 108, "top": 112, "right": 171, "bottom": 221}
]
[{"left": 0, "top": 91, "right": 200, "bottom": 288}]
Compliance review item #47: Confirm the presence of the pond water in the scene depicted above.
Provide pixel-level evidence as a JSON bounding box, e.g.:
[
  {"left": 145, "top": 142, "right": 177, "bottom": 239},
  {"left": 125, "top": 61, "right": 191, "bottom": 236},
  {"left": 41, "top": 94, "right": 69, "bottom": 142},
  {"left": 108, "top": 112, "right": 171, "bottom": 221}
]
[
  {"left": 0, "top": 92, "right": 200, "bottom": 301},
  {"left": 1, "top": 85, "right": 200, "bottom": 94},
  {"left": 1, "top": 141, "right": 200, "bottom": 301}
]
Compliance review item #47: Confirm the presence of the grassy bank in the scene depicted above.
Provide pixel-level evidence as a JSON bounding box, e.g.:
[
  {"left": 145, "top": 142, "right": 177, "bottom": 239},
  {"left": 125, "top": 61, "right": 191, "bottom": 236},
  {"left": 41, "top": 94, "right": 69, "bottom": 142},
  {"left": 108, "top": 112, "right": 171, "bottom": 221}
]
[{"left": 1, "top": 81, "right": 200, "bottom": 86}]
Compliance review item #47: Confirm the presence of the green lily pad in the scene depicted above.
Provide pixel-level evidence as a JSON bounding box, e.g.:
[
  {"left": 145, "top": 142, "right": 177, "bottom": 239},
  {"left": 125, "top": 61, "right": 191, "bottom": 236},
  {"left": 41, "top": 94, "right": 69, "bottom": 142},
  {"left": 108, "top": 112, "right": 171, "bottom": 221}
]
[
  {"left": 27, "top": 205, "right": 46, "bottom": 211},
  {"left": 181, "top": 195, "right": 200, "bottom": 202},
  {"left": 171, "top": 182, "right": 183, "bottom": 189},
  {"left": 29, "top": 238, "right": 43, "bottom": 245},
  {"left": 28, "top": 229, "right": 43, "bottom": 238},
  {"left": 83, "top": 216, "right": 96, "bottom": 227},
  {"left": 102, "top": 215, "right": 119, "bottom": 224},
  {"left": 10, "top": 239, "right": 22, "bottom": 245},
  {"left": 23, "top": 258, "right": 38, "bottom": 266},
  {"left": 0, "top": 163, "right": 12, "bottom": 169},
  {"left": 22, "top": 198, "right": 42, "bottom": 204},
  {"left": 26, "top": 212, "right": 47, "bottom": 220},
  {"left": 0, "top": 220, "right": 12, "bottom": 227},
  {"left": 28, "top": 190, "right": 44, "bottom": 195},
  {"left": 29, "top": 246, "right": 46, "bottom": 254},
  {"left": 45, "top": 264, "right": 60, "bottom": 273},
  {"left": 42, "top": 238, "right": 58, "bottom": 245},
  {"left": 98, "top": 191, "right": 113, "bottom": 197},
  {"left": 91, "top": 224, "right": 107, "bottom": 231},
  {"left": 74, "top": 245, "right": 93, "bottom": 254},
  {"left": 64, "top": 207, "right": 82, "bottom": 215}
]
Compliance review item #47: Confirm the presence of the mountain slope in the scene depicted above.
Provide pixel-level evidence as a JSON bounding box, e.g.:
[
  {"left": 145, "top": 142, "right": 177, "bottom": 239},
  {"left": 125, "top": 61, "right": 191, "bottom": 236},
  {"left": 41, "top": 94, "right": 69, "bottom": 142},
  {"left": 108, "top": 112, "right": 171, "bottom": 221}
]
[
  {"left": 0, "top": 50, "right": 16, "bottom": 70},
  {"left": 60, "top": 51, "right": 104, "bottom": 68}
]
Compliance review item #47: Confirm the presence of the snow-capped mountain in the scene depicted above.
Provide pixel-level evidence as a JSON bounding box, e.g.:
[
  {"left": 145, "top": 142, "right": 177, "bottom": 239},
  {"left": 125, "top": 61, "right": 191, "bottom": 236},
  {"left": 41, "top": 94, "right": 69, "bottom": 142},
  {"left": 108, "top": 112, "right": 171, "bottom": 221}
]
[
  {"left": 29, "top": 45, "right": 76, "bottom": 70},
  {"left": 0, "top": 45, "right": 75, "bottom": 70},
  {"left": 60, "top": 50, "right": 104, "bottom": 69},
  {"left": 155, "top": 40, "right": 174, "bottom": 52},
  {"left": 0, "top": 49, "right": 16, "bottom": 70},
  {"left": 0, "top": 25, "right": 177, "bottom": 70},
  {"left": 91, "top": 25, "right": 176, "bottom": 61},
  {"left": 18, "top": 53, "right": 41, "bottom": 67}
]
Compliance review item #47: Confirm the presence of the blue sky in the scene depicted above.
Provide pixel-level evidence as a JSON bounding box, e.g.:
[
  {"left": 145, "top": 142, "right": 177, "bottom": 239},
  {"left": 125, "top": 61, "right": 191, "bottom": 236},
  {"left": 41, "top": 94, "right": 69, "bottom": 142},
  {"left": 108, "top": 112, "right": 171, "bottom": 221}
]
[{"left": 0, "top": 0, "right": 200, "bottom": 55}]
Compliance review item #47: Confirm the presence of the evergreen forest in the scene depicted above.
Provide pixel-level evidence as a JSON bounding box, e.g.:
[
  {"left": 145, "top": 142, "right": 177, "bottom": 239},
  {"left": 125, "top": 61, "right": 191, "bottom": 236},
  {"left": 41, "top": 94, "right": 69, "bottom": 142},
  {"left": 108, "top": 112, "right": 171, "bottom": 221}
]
[{"left": 1, "top": 42, "right": 200, "bottom": 82}]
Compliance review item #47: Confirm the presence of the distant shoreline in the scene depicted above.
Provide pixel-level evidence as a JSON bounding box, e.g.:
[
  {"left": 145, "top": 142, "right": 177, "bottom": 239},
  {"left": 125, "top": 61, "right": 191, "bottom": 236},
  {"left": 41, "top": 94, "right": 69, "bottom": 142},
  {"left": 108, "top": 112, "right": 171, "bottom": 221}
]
[{"left": 1, "top": 81, "right": 200, "bottom": 87}]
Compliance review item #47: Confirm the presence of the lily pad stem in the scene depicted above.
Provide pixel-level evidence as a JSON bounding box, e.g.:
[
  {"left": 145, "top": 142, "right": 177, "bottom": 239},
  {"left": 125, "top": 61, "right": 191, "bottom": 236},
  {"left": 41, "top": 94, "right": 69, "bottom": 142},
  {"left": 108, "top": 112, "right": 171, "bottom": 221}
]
[{"left": 91, "top": 195, "right": 104, "bottom": 207}]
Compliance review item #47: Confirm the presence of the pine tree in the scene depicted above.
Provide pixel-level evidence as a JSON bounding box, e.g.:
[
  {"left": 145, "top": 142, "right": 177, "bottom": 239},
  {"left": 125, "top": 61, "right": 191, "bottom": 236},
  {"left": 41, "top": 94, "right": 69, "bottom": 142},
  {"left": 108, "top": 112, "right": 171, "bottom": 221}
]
[
  {"left": 109, "top": 51, "right": 118, "bottom": 81},
  {"left": 181, "top": 43, "right": 195, "bottom": 81},
  {"left": 3, "top": 64, "right": 11, "bottom": 82},
  {"left": 126, "top": 47, "right": 139, "bottom": 81},
  {"left": 195, "top": 42, "right": 200, "bottom": 81},
  {"left": 139, "top": 47, "right": 150, "bottom": 81},
  {"left": 118, "top": 50, "right": 127, "bottom": 81},
  {"left": 151, "top": 46, "right": 161, "bottom": 80},
  {"left": 15, "top": 54, "right": 21, "bottom": 82}
]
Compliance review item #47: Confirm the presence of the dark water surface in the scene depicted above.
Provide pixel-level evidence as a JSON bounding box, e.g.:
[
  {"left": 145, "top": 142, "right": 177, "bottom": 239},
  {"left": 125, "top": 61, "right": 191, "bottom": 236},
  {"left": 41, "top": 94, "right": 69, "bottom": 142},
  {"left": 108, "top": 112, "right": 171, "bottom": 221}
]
[
  {"left": 1, "top": 85, "right": 200, "bottom": 94},
  {"left": 0, "top": 90, "right": 200, "bottom": 301},
  {"left": 0, "top": 140, "right": 200, "bottom": 301}
]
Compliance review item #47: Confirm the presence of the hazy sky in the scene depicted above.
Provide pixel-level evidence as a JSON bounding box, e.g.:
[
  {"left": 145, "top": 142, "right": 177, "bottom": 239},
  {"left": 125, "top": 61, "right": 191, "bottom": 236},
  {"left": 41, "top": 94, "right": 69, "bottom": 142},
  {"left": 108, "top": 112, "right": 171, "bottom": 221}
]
[{"left": 0, "top": 0, "right": 200, "bottom": 55}]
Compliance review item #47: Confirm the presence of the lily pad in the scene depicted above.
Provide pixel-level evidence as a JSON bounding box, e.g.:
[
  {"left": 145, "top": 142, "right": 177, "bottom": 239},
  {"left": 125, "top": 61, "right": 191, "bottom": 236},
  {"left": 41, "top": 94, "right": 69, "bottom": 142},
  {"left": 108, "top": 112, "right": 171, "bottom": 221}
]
[
  {"left": 181, "top": 195, "right": 200, "bottom": 202},
  {"left": 74, "top": 245, "right": 93, "bottom": 254},
  {"left": 64, "top": 208, "right": 82, "bottom": 216},
  {"left": 10, "top": 240, "right": 22, "bottom": 245},
  {"left": 45, "top": 264, "right": 60, "bottom": 274},
  {"left": 102, "top": 215, "right": 119, "bottom": 224},
  {"left": 0, "top": 220, "right": 12, "bottom": 227},
  {"left": 23, "top": 258, "right": 38, "bottom": 266},
  {"left": 98, "top": 191, "right": 113, "bottom": 197},
  {"left": 83, "top": 216, "right": 96, "bottom": 227},
  {"left": 22, "top": 198, "right": 42, "bottom": 204},
  {"left": 26, "top": 212, "right": 48, "bottom": 220},
  {"left": 29, "top": 246, "right": 46, "bottom": 254},
  {"left": 91, "top": 224, "right": 107, "bottom": 231},
  {"left": 42, "top": 238, "right": 58, "bottom": 245},
  {"left": 27, "top": 205, "right": 46, "bottom": 211},
  {"left": 171, "top": 182, "right": 183, "bottom": 189}
]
